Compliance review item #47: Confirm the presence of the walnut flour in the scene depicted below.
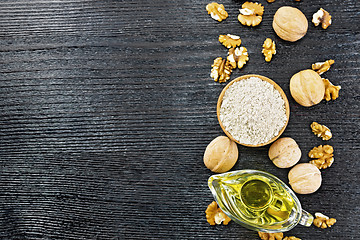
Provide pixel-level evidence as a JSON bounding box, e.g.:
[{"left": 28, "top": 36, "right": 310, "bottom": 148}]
[{"left": 219, "top": 77, "right": 287, "bottom": 145}]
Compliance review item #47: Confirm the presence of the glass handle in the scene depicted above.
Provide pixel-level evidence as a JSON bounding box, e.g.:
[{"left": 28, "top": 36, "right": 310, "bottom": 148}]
[{"left": 298, "top": 209, "right": 314, "bottom": 227}]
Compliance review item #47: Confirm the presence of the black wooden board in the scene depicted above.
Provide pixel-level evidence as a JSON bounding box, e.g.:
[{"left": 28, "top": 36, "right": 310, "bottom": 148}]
[{"left": 0, "top": 0, "right": 359, "bottom": 239}]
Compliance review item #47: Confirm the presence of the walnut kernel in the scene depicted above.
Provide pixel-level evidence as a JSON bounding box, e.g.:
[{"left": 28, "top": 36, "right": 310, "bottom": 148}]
[
  {"left": 219, "top": 34, "right": 242, "bottom": 48},
  {"left": 210, "top": 57, "right": 233, "bottom": 83},
  {"left": 267, "top": 0, "right": 301, "bottom": 2},
  {"left": 262, "top": 38, "right": 276, "bottom": 62},
  {"left": 323, "top": 78, "right": 341, "bottom": 101},
  {"left": 289, "top": 69, "right": 325, "bottom": 107},
  {"left": 258, "top": 232, "right": 283, "bottom": 240},
  {"left": 312, "top": 59, "right": 335, "bottom": 75},
  {"left": 206, "top": 2, "right": 228, "bottom": 22},
  {"left": 310, "top": 122, "right": 332, "bottom": 140},
  {"left": 203, "top": 136, "right": 238, "bottom": 173},
  {"left": 309, "top": 145, "right": 334, "bottom": 169},
  {"left": 268, "top": 137, "right": 301, "bottom": 168},
  {"left": 205, "top": 201, "right": 231, "bottom": 225},
  {"left": 273, "top": 6, "right": 308, "bottom": 42},
  {"left": 238, "top": 2, "right": 264, "bottom": 27},
  {"left": 283, "top": 237, "right": 301, "bottom": 240},
  {"left": 313, "top": 212, "right": 336, "bottom": 228},
  {"left": 227, "top": 47, "right": 249, "bottom": 69},
  {"left": 312, "top": 8, "right": 332, "bottom": 29},
  {"left": 288, "top": 163, "right": 322, "bottom": 194}
]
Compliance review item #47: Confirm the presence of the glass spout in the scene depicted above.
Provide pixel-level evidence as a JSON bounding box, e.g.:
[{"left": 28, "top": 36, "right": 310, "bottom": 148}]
[{"left": 298, "top": 209, "right": 314, "bottom": 226}]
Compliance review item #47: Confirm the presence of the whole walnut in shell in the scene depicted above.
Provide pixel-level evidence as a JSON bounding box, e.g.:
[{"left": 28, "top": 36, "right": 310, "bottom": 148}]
[
  {"left": 273, "top": 6, "right": 308, "bottom": 42},
  {"left": 288, "top": 163, "right": 322, "bottom": 194},
  {"left": 268, "top": 137, "right": 301, "bottom": 168},
  {"left": 290, "top": 69, "right": 325, "bottom": 107},
  {"left": 203, "top": 136, "right": 238, "bottom": 173}
]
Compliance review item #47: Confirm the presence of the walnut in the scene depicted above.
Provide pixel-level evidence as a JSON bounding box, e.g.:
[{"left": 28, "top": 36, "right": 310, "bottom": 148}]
[
  {"left": 312, "top": 8, "right": 332, "bottom": 29},
  {"left": 206, "top": 2, "right": 229, "bottom": 22},
  {"left": 210, "top": 57, "right": 233, "bottom": 83},
  {"left": 289, "top": 69, "right": 325, "bottom": 107},
  {"left": 313, "top": 212, "right": 337, "bottom": 229},
  {"left": 268, "top": 137, "right": 301, "bottom": 168},
  {"left": 284, "top": 237, "right": 301, "bottom": 240},
  {"left": 258, "top": 232, "right": 283, "bottom": 240},
  {"left": 227, "top": 47, "right": 249, "bottom": 69},
  {"left": 219, "top": 34, "right": 242, "bottom": 48},
  {"left": 310, "top": 122, "right": 332, "bottom": 140},
  {"left": 312, "top": 59, "right": 335, "bottom": 75},
  {"left": 273, "top": 6, "right": 308, "bottom": 42},
  {"left": 262, "top": 38, "right": 276, "bottom": 62},
  {"left": 203, "top": 136, "right": 238, "bottom": 173},
  {"left": 205, "top": 201, "right": 231, "bottom": 225},
  {"left": 323, "top": 78, "right": 341, "bottom": 101},
  {"left": 238, "top": 2, "right": 264, "bottom": 27},
  {"left": 308, "top": 145, "right": 334, "bottom": 169},
  {"left": 288, "top": 163, "right": 322, "bottom": 194}
]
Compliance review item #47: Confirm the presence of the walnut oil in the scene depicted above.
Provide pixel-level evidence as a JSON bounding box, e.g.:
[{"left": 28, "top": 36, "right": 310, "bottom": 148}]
[{"left": 208, "top": 170, "right": 301, "bottom": 231}]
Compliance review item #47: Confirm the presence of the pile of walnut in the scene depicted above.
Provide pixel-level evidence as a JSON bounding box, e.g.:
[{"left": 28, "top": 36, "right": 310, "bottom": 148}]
[
  {"left": 258, "top": 232, "right": 301, "bottom": 240},
  {"left": 288, "top": 60, "right": 339, "bottom": 170},
  {"left": 290, "top": 60, "right": 340, "bottom": 107},
  {"left": 207, "top": 1, "right": 266, "bottom": 27},
  {"left": 207, "top": 2, "right": 278, "bottom": 83},
  {"left": 313, "top": 212, "right": 337, "bottom": 229},
  {"left": 207, "top": 2, "right": 334, "bottom": 83},
  {"left": 303, "top": 59, "right": 339, "bottom": 170},
  {"left": 311, "top": 59, "right": 341, "bottom": 102},
  {"left": 205, "top": 1, "right": 338, "bottom": 236},
  {"left": 210, "top": 34, "right": 249, "bottom": 83}
]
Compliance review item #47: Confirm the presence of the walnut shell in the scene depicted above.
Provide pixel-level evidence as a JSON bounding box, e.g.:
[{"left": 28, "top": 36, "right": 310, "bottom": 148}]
[
  {"left": 268, "top": 137, "right": 301, "bottom": 168},
  {"left": 290, "top": 69, "right": 325, "bottom": 107},
  {"left": 203, "top": 136, "right": 238, "bottom": 173},
  {"left": 273, "top": 6, "right": 308, "bottom": 42},
  {"left": 288, "top": 163, "right": 322, "bottom": 194}
]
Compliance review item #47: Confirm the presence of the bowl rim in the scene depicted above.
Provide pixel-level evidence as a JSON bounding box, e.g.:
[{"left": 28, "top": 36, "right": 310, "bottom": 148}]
[{"left": 216, "top": 74, "right": 290, "bottom": 147}]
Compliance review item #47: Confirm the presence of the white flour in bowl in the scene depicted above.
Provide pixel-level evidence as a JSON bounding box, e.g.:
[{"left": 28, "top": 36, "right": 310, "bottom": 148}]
[{"left": 219, "top": 77, "right": 287, "bottom": 145}]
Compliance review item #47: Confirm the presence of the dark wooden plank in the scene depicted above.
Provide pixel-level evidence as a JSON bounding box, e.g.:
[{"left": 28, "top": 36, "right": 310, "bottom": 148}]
[{"left": 0, "top": 0, "right": 359, "bottom": 239}]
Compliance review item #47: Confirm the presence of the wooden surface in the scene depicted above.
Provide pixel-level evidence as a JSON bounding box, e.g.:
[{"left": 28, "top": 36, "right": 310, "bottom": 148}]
[{"left": 0, "top": 0, "right": 359, "bottom": 239}]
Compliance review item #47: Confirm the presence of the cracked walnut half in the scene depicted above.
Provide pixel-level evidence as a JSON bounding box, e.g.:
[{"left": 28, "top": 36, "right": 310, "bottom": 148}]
[
  {"left": 205, "top": 201, "right": 231, "bottom": 225},
  {"left": 262, "top": 38, "right": 276, "bottom": 62},
  {"left": 210, "top": 57, "right": 233, "bottom": 83},
  {"left": 238, "top": 2, "right": 264, "bottom": 27},
  {"left": 219, "top": 34, "right": 242, "bottom": 48},
  {"left": 311, "top": 122, "right": 332, "bottom": 140},
  {"left": 206, "top": 2, "right": 228, "bottom": 22},
  {"left": 309, "top": 145, "right": 334, "bottom": 169}
]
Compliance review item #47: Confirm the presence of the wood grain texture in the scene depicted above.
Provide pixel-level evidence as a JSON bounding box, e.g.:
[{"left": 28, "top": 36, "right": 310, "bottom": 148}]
[{"left": 0, "top": 0, "right": 359, "bottom": 239}]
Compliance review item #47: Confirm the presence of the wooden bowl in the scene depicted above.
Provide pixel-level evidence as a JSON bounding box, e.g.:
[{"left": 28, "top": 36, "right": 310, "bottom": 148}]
[{"left": 217, "top": 74, "right": 290, "bottom": 147}]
